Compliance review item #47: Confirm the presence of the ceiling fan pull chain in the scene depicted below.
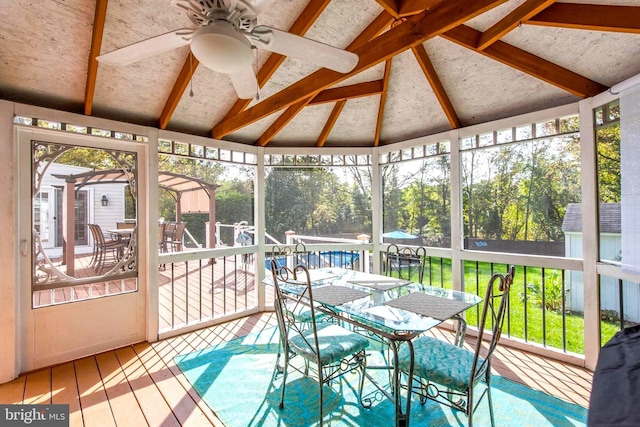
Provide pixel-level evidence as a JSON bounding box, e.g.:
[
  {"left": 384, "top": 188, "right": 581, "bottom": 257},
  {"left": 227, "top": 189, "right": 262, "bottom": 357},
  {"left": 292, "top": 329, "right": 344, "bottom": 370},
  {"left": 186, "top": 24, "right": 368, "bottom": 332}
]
[{"left": 189, "top": 53, "right": 195, "bottom": 97}]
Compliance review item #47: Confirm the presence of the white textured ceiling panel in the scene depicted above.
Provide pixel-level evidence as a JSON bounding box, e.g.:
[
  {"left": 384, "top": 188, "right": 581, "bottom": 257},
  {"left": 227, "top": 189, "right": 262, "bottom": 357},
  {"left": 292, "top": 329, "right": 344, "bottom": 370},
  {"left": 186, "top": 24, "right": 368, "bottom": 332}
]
[
  {"left": 324, "top": 95, "right": 381, "bottom": 147},
  {"left": 268, "top": 103, "right": 336, "bottom": 146},
  {"left": 504, "top": 25, "right": 640, "bottom": 87},
  {"left": 0, "top": 0, "right": 95, "bottom": 109},
  {"left": 427, "top": 37, "right": 579, "bottom": 127},
  {"left": 381, "top": 49, "right": 451, "bottom": 144}
]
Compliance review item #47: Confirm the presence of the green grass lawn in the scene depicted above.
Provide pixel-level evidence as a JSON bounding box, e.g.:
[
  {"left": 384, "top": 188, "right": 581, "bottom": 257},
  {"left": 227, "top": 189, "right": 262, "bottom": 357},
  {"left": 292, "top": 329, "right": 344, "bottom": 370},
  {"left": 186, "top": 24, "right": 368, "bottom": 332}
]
[{"left": 394, "top": 258, "right": 622, "bottom": 355}]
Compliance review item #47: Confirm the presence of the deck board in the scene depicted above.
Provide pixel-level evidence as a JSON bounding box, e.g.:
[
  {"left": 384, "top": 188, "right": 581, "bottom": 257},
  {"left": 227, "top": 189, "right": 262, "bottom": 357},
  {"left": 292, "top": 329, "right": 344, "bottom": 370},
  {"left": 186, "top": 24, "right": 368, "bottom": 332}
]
[
  {"left": 114, "top": 346, "right": 180, "bottom": 427},
  {"left": 0, "top": 376, "right": 26, "bottom": 404},
  {"left": 94, "top": 351, "right": 148, "bottom": 427},
  {"left": 74, "top": 356, "right": 117, "bottom": 427},
  {"left": 133, "top": 342, "right": 216, "bottom": 427},
  {"left": 52, "top": 362, "right": 84, "bottom": 427},
  {"left": 23, "top": 368, "right": 51, "bottom": 404}
]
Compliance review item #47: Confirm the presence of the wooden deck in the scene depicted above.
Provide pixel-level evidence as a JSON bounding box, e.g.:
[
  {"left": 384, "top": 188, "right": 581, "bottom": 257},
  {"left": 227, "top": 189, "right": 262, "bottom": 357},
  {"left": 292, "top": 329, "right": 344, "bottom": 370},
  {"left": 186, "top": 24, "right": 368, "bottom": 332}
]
[{"left": 0, "top": 312, "right": 593, "bottom": 427}]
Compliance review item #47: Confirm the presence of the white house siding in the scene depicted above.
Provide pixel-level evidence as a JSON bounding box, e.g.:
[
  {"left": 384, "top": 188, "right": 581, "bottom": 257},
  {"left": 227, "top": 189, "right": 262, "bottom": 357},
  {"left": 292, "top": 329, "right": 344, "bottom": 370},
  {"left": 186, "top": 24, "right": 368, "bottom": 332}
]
[
  {"left": 40, "top": 163, "right": 129, "bottom": 256},
  {"left": 565, "top": 231, "right": 640, "bottom": 322}
]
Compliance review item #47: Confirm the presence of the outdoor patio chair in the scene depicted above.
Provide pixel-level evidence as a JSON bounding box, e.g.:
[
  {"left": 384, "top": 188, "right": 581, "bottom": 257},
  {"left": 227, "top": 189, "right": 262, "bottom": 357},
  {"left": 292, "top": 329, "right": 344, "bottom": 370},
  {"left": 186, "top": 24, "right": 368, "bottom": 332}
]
[
  {"left": 88, "top": 224, "right": 128, "bottom": 274},
  {"left": 384, "top": 244, "right": 427, "bottom": 283},
  {"left": 270, "top": 261, "right": 369, "bottom": 425},
  {"left": 168, "top": 222, "right": 186, "bottom": 252},
  {"left": 396, "top": 265, "right": 515, "bottom": 427},
  {"left": 163, "top": 222, "right": 176, "bottom": 251}
]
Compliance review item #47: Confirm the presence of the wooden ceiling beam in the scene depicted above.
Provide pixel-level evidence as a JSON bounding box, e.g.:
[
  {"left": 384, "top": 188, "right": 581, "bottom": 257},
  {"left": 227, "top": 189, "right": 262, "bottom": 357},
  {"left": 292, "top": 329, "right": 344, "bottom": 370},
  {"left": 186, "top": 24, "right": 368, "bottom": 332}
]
[
  {"left": 398, "top": 0, "right": 444, "bottom": 17},
  {"left": 309, "top": 80, "right": 384, "bottom": 105},
  {"left": 218, "top": 0, "right": 332, "bottom": 125},
  {"left": 347, "top": 11, "right": 396, "bottom": 51},
  {"left": 374, "top": 59, "right": 393, "bottom": 147},
  {"left": 375, "top": 0, "right": 400, "bottom": 19},
  {"left": 477, "top": 0, "right": 556, "bottom": 50},
  {"left": 411, "top": 44, "right": 461, "bottom": 128},
  {"left": 159, "top": 53, "right": 199, "bottom": 129},
  {"left": 443, "top": 25, "right": 607, "bottom": 98},
  {"left": 84, "top": 0, "right": 108, "bottom": 116},
  {"left": 316, "top": 100, "right": 347, "bottom": 147},
  {"left": 527, "top": 3, "right": 640, "bottom": 34},
  {"left": 212, "top": 0, "right": 506, "bottom": 139},
  {"left": 256, "top": 98, "right": 312, "bottom": 146}
]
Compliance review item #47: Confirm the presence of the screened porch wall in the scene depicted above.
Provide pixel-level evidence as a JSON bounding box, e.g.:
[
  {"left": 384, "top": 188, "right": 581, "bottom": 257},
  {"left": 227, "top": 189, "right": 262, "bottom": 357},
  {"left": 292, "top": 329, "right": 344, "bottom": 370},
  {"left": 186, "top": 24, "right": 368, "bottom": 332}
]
[{"left": 0, "top": 86, "right": 632, "bottom": 382}]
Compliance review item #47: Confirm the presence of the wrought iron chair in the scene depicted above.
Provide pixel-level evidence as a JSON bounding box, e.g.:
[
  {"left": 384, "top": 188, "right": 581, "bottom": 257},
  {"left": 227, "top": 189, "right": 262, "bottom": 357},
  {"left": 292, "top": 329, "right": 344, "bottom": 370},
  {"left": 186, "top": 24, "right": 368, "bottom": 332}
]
[
  {"left": 396, "top": 266, "right": 516, "bottom": 427},
  {"left": 385, "top": 244, "right": 427, "bottom": 283},
  {"left": 270, "top": 260, "right": 369, "bottom": 425}
]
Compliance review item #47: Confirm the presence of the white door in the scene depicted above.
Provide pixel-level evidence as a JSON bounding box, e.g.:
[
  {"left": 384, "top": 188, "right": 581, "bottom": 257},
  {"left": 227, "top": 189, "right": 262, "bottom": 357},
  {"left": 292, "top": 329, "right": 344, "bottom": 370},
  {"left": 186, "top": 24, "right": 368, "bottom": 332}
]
[{"left": 18, "top": 127, "right": 148, "bottom": 372}]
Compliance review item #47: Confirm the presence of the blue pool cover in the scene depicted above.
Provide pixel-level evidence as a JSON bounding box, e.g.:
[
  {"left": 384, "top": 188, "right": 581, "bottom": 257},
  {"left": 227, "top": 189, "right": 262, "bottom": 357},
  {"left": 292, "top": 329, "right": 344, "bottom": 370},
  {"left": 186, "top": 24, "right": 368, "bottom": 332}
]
[{"left": 266, "top": 251, "right": 360, "bottom": 270}]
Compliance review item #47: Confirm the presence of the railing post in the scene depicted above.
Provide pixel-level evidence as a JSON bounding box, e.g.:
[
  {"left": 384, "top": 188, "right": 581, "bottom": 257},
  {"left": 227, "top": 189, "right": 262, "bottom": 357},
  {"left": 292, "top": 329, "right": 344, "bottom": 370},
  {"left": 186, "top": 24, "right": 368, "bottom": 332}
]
[
  {"left": 285, "top": 230, "right": 295, "bottom": 269},
  {"left": 233, "top": 222, "right": 239, "bottom": 246},
  {"left": 358, "top": 234, "right": 370, "bottom": 272},
  {"left": 215, "top": 221, "right": 221, "bottom": 245}
]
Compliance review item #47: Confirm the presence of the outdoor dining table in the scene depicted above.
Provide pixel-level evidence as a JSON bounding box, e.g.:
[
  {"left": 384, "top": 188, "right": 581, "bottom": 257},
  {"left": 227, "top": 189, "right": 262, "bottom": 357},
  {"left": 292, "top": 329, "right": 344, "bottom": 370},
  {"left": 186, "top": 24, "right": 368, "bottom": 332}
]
[{"left": 265, "top": 266, "right": 483, "bottom": 427}]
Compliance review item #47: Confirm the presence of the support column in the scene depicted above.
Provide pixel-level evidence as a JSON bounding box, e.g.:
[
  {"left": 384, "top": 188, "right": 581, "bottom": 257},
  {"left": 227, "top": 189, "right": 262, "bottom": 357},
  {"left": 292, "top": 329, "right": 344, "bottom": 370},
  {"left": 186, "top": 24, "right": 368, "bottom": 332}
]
[{"left": 63, "top": 178, "right": 76, "bottom": 276}]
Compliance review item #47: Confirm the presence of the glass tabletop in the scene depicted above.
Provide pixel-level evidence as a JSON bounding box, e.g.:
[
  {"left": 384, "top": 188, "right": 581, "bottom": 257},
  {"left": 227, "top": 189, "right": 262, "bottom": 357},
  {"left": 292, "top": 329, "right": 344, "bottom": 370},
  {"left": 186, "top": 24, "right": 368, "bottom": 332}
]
[{"left": 267, "top": 267, "right": 483, "bottom": 336}]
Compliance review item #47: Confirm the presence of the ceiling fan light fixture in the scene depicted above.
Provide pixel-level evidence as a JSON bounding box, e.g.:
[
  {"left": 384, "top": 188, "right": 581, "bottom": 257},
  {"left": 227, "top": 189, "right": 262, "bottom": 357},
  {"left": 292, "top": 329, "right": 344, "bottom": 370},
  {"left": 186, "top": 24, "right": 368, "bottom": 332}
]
[{"left": 190, "top": 22, "right": 254, "bottom": 74}]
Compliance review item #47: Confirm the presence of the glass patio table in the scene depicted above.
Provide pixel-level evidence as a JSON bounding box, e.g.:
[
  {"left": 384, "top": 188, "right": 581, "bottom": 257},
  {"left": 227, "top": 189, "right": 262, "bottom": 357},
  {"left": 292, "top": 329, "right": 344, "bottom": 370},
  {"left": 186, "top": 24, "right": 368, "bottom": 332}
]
[{"left": 265, "top": 267, "right": 483, "bottom": 427}]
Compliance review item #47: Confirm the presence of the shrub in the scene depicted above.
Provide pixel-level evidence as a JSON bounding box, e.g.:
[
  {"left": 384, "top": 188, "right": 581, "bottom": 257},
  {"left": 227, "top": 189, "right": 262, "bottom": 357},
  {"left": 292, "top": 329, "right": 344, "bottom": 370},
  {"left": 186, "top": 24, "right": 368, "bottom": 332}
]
[{"left": 522, "top": 272, "right": 568, "bottom": 312}]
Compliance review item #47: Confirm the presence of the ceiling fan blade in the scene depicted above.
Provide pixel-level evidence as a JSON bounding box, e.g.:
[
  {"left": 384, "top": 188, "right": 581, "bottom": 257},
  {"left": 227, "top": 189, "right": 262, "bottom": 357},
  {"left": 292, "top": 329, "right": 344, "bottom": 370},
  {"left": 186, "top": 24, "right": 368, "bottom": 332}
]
[
  {"left": 97, "top": 29, "right": 192, "bottom": 66},
  {"left": 228, "top": 66, "right": 259, "bottom": 100},
  {"left": 250, "top": 26, "right": 359, "bottom": 74}
]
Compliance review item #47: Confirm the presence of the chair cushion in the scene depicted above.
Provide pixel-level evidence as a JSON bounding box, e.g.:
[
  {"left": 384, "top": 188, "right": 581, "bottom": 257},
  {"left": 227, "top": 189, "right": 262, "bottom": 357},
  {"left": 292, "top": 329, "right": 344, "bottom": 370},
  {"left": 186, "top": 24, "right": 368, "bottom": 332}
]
[
  {"left": 289, "top": 323, "right": 369, "bottom": 365},
  {"left": 397, "top": 336, "right": 483, "bottom": 392}
]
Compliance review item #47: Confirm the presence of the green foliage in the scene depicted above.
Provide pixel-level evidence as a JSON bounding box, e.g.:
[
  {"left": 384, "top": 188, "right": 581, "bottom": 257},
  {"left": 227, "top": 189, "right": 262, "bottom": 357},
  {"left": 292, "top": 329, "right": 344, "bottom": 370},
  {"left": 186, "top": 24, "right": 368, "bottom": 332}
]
[
  {"left": 460, "top": 134, "right": 581, "bottom": 243},
  {"left": 521, "top": 272, "right": 568, "bottom": 312},
  {"left": 596, "top": 124, "right": 621, "bottom": 203},
  {"left": 265, "top": 167, "right": 371, "bottom": 243}
]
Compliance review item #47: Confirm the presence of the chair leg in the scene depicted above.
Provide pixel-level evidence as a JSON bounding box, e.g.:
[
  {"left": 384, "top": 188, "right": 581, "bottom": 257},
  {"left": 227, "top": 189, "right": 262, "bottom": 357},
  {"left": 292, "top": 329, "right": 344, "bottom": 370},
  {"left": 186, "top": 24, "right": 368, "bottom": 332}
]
[
  {"left": 318, "top": 369, "right": 324, "bottom": 426},
  {"left": 279, "top": 351, "right": 289, "bottom": 409},
  {"left": 467, "top": 389, "right": 474, "bottom": 427},
  {"left": 486, "top": 378, "right": 495, "bottom": 427},
  {"left": 357, "top": 351, "right": 370, "bottom": 408}
]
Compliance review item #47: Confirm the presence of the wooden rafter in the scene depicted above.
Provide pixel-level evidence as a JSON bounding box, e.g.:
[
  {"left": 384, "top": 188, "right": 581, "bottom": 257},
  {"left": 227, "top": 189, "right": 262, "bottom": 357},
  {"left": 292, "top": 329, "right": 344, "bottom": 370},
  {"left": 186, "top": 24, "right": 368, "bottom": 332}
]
[
  {"left": 316, "top": 100, "right": 347, "bottom": 147},
  {"left": 477, "top": 0, "right": 556, "bottom": 50},
  {"left": 528, "top": 3, "right": 640, "bottom": 34},
  {"left": 256, "top": 98, "right": 312, "bottom": 146},
  {"left": 309, "top": 80, "right": 384, "bottom": 105},
  {"left": 375, "top": 0, "right": 400, "bottom": 18},
  {"left": 212, "top": 0, "right": 506, "bottom": 139},
  {"left": 159, "top": 53, "right": 199, "bottom": 130},
  {"left": 443, "top": 25, "right": 607, "bottom": 98},
  {"left": 218, "top": 0, "right": 332, "bottom": 124},
  {"left": 374, "top": 59, "right": 393, "bottom": 147},
  {"left": 398, "top": 0, "right": 444, "bottom": 17},
  {"left": 84, "top": 0, "right": 108, "bottom": 116},
  {"left": 411, "top": 44, "right": 461, "bottom": 128}
]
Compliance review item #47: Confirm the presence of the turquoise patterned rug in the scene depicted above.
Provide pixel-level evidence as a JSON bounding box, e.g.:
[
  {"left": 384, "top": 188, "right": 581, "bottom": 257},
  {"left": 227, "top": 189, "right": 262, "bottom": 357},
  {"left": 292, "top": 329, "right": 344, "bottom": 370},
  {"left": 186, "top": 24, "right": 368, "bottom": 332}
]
[{"left": 174, "top": 327, "right": 588, "bottom": 426}]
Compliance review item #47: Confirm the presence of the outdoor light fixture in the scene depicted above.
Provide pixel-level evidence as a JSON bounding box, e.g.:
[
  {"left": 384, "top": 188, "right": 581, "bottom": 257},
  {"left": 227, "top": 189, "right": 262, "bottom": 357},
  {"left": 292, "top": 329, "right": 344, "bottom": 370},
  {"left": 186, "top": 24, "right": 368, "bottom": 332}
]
[
  {"left": 190, "top": 21, "right": 255, "bottom": 74},
  {"left": 101, "top": 194, "right": 109, "bottom": 207}
]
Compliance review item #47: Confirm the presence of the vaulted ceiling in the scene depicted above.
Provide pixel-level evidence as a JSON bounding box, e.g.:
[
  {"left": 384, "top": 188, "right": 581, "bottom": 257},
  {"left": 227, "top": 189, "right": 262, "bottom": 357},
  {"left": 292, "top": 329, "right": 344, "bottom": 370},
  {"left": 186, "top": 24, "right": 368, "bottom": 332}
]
[{"left": 1, "top": 0, "right": 639, "bottom": 148}]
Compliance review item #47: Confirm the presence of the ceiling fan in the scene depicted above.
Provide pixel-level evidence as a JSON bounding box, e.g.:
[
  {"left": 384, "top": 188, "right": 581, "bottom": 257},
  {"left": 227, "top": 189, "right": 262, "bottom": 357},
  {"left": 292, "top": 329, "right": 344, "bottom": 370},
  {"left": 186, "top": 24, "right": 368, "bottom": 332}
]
[{"left": 96, "top": 0, "right": 359, "bottom": 99}]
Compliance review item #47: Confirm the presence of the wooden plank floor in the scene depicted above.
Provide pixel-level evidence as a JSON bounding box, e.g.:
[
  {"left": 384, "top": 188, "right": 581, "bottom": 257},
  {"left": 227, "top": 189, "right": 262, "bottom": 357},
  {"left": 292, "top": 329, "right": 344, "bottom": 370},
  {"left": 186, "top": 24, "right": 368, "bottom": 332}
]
[{"left": 0, "top": 312, "right": 593, "bottom": 426}]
